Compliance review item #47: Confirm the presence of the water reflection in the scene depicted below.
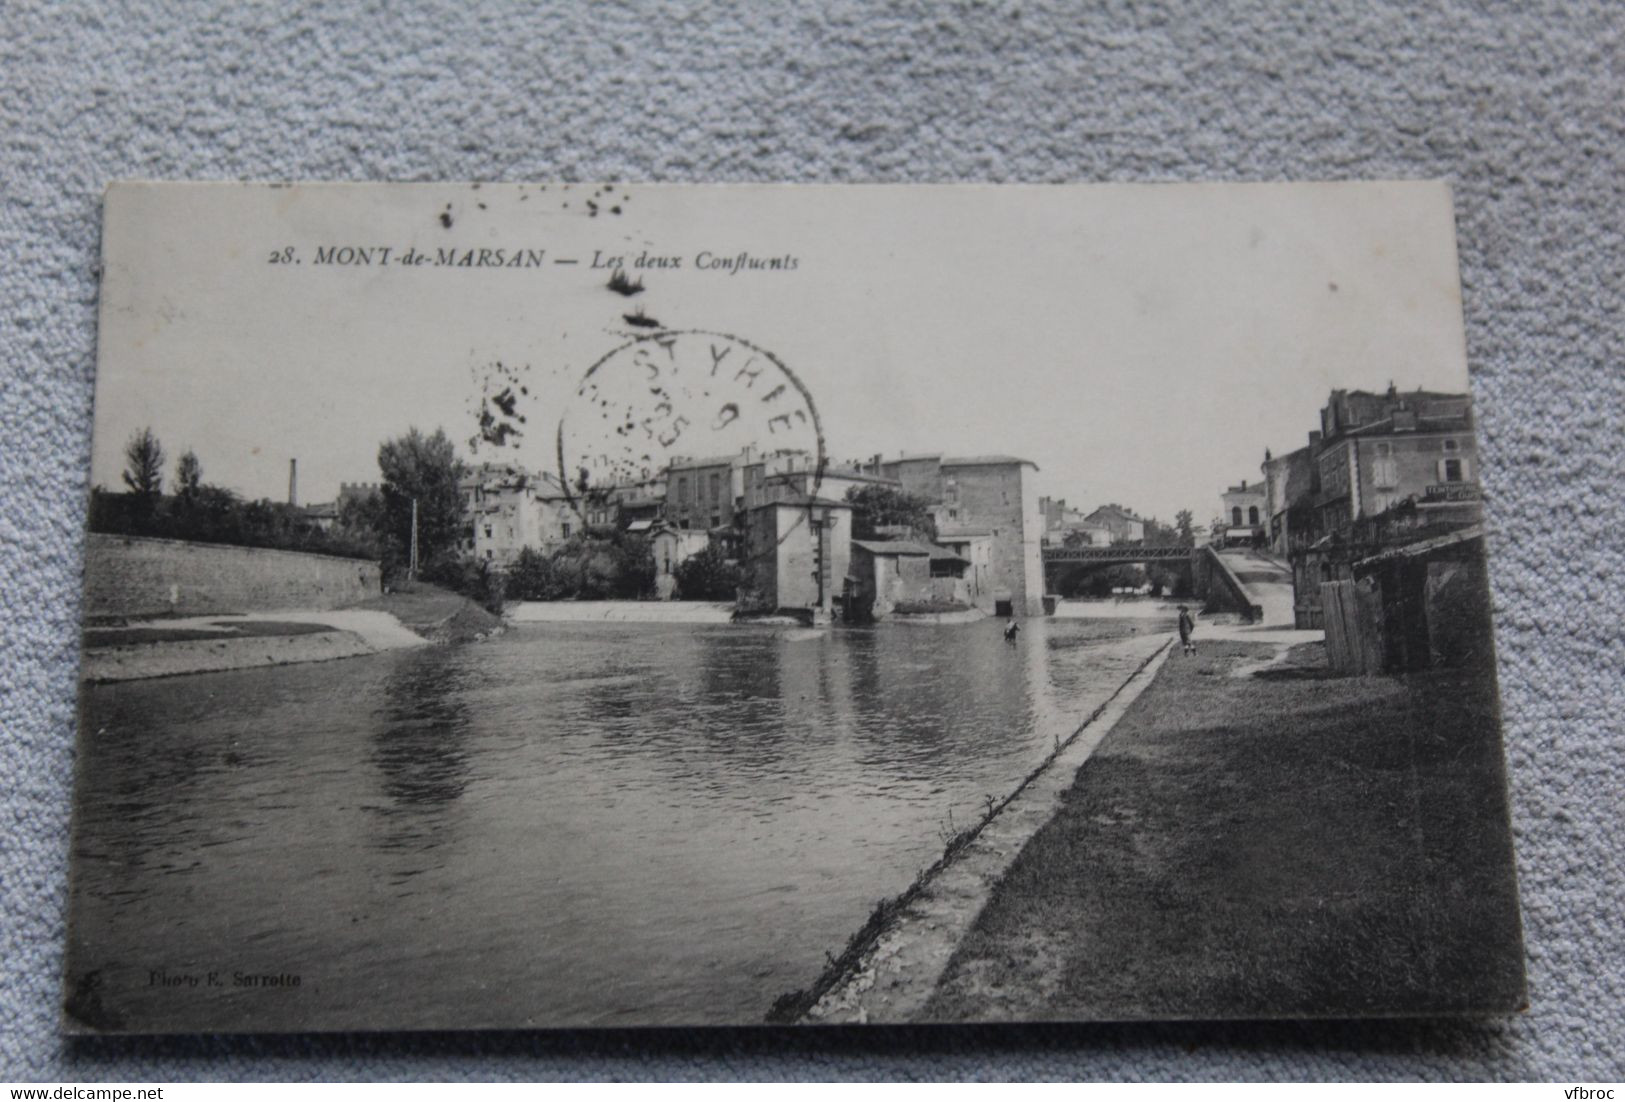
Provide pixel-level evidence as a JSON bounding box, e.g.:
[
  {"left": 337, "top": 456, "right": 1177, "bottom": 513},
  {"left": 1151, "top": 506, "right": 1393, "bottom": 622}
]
[
  {"left": 364, "top": 649, "right": 477, "bottom": 867},
  {"left": 71, "top": 616, "right": 1170, "bottom": 1030}
]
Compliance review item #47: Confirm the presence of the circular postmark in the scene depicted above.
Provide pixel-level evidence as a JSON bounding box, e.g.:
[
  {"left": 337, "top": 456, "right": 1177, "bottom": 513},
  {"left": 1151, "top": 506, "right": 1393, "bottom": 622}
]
[{"left": 555, "top": 330, "right": 825, "bottom": 523}]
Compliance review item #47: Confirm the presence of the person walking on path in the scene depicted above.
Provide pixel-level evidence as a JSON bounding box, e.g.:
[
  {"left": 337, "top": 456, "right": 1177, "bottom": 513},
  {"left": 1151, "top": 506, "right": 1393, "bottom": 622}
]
[{"left": 1177, "top": 605, "right": 1196, "bottom": 655}]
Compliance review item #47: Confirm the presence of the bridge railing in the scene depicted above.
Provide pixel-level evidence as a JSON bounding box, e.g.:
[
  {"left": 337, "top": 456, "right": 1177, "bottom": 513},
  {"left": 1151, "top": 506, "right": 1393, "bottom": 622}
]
[{"left": 1040, "top": 545, "right": 1194, "bottom": 563}]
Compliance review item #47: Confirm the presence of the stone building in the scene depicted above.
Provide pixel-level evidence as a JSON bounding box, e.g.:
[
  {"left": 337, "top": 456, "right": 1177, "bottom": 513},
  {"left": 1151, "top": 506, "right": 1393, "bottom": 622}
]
[
  {"left": 738, "top": 449, "right": 901, "bottom": 513},
  {"left": 1277, "top": 385, "right": 1484, "bottom": 628},
  {"left": 460, "top": 463, "right": 574, "bottom": 566},
  {"left": 1082, "top": 505, "right": 1146, "bottom": 545},
  {"left": 938, "top": 457, "right": 1043, "bottom": 617},
  {"left": 643, "top": 521, "right": 712, "bottom": 599},
  {"left": 735, "top": 499, "right": 853, "bottom": 622},
  {"left": 1219, "top": 479, "right": 1267, "bottom": 546},
  {"left": 875, "top": 453, "right": 947, "bottom": 503},
  {"left": 864, "top": 453, "right": 1042, "bottom": 616},
  {"left": 1311, "top": 387, "right": 1479, "bottom": 534},
  {"left": 1260, "top": 445, "right": 1315, "bottom": 556},
  {"left": 849, "top": 538, "right": 971, "bottom": 621},
  {"left": 1039, "top": 496, "right": 1112, "bottom": 547},
  {"left": 664, "top": 455, "right": 737, "bottom": 532}
]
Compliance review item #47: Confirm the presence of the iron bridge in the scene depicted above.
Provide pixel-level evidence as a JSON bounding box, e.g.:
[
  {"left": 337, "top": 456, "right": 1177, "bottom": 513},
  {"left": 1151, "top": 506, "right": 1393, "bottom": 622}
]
[{"left": 1041, "top": 544, "right": 1195, "bottom": 565}]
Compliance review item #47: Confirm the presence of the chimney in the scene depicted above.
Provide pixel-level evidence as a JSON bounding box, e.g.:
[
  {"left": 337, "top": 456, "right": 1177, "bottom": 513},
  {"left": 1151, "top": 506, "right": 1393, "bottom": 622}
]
[
  {"left": 1308, "top": 430, "right": 1323, "bottom": 448},
  {"left": 288, "top": 458, "right": 298, "bottom": 506}
]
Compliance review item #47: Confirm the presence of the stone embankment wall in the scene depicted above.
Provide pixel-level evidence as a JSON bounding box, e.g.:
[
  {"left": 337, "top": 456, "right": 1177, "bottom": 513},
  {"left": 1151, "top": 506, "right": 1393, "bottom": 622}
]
[
  {"left": 84, "top": 534, "right": 380, "bottom": 619},
  {"left": 1196, "top": 545, "right": 1264, "bottom": 622}
]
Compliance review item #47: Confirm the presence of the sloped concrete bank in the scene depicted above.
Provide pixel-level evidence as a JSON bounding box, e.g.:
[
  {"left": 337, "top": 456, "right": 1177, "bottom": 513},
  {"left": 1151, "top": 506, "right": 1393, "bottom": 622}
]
[
  {"left": 80, "top": 610, "right": 429, "bottom": 683},
  {"left": 769, "top": 637, "right": 1175, "bottom": 1024}
]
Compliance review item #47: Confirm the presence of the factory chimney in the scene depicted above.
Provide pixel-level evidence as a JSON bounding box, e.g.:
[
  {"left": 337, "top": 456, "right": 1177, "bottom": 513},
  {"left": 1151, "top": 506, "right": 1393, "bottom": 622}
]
[{"left": 288, "top": 458, "right": 298, "bottom": 507}]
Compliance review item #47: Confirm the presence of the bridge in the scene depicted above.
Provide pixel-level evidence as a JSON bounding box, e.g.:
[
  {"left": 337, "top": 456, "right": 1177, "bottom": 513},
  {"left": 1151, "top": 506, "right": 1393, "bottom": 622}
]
[
  {"left": 1041, "top": 544, "right": 1195, "bottom": 566},
  {"left": 1040, "top": 543, "right": 1270, "bottom": 622}
]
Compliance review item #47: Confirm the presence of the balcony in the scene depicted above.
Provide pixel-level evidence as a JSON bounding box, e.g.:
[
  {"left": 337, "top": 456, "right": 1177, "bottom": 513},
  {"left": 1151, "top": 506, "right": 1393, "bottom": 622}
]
[{"left": 1423, "top": 483, "right": 1479, "bottom": 502}]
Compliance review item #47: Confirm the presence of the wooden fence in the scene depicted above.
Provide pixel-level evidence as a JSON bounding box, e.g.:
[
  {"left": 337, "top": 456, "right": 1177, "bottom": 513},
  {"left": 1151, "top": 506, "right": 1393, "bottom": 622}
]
[{"left": 1320, "top": 579, "right": 1385, "bottom": 675}]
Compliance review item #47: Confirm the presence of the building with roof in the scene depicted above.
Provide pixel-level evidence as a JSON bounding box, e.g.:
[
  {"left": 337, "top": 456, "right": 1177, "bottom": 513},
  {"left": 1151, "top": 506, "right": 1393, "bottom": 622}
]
[
  {"left": 1219, "top": 479, "right": 1267, "bottom": 547},
  {"left": 1311, "top": 386, "right": 1479, "bottom": 535},
  {"left": 1277, "top": 385, "right": 1485, "bottom": 629},
  {"left": 735, "top": 498, "right": 853, "bottom": 622},
  {"left": 460, "top": 463, "right": 575, "bottom": 566},
  {"left": 1260, "top": 445, "right": 1316, "bottom": 556},
  {"left": 644, "top": 521, "right": 712, "bottom": 599},
  {"left": 1038, "top": 496, "right": 1113, "bottom": 548},
  {"left": 874, "top": 453, "right": 946, "bottom": 502},
  {"left": 1082, "top": 505, "right": 1146, "bottom": 544},
  {"left": 849, "top": 538, "right": 972, "bottom": 620},
  {"left": 936, "top": 456, "right": 1044, "bottom": 616},
  {"left": 664, "top": 455, "right": 738, "bottom": 532},
  {"left": 862, "top": 452, "right": 1043, "bottom": 616}
]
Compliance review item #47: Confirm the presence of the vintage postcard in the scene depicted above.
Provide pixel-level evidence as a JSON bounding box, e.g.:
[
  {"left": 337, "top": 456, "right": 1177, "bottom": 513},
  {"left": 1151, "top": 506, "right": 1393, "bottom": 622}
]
[{"left": 66, "top": 181, "right": 1525, "bottom": 1032}]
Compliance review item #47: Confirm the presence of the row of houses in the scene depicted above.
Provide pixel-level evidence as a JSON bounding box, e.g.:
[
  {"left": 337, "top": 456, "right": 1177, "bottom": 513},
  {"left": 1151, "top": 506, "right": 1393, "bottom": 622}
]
[
  {"left": 1037, "top": 498, "right": 1149, "bottom": 547},
  {"left": 1227, "top": 384, "right": 1489, "bottom": 671},
  {"left": 456, "top": 449, "right": 1049, "bottom": 621}
]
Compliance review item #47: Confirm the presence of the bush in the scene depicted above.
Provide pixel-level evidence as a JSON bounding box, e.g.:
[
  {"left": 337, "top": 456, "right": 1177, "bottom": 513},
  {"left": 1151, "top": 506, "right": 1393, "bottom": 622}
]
[
  {"left": 540, "top": 530, "right": 657, "bottom": 600},
  {"left": 672, "top": 546, "right": 739, "bottom": 601},
  {"left": 505, "top": 547, "right": 564, "bottom": 601},
  {"left": 421, "top": 552, "right": 505, "bottom": 614},
  {"left": 88, "top": 489, "right": 380, "bottom": 561}
]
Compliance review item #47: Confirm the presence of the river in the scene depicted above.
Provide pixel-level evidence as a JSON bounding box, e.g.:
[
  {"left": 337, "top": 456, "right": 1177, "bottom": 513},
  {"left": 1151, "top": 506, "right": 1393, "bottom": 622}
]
[{"left": 68, "top": 615, "right": 1171, "bottom": 1031}]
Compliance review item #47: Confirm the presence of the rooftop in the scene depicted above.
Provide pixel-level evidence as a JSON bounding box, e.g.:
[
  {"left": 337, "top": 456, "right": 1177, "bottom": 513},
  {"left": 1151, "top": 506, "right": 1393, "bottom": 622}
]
[
  {"left": 1087, "top": 505, "right": 1146, "bottom": 522},
  {"left": 852, "top": 538, "right": 969, "bottom": 563},
  {"left": 667, "top": 454, "right": 739, "bottom": 471},
  {"left": 942, "top": 454, "right": 1039, "bottom": 469}
]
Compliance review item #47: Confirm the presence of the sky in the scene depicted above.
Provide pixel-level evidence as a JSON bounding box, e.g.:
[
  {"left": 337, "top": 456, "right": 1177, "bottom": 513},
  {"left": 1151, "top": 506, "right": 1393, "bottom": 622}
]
[{"left": 92, "top": 181, "right": 1471, "bottom": 527}]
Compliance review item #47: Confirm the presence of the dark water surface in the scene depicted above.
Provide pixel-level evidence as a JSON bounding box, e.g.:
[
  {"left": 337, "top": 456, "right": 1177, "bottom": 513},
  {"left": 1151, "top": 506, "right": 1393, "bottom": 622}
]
[{"left": 69, "top": 617, "right": 1169, "bottom": 1030}]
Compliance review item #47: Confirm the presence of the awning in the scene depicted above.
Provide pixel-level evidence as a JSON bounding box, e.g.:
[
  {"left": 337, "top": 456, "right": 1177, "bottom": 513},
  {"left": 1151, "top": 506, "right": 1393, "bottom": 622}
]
[{"left": 1353, "top": 524, "right": 1483, "bottom": 571}]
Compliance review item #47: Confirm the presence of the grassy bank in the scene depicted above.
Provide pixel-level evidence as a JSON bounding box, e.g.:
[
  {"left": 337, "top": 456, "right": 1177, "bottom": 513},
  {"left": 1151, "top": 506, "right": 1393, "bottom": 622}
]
[
  {"left": 921, "top": 641, "right": 1525, "bottom": 1021},
  {"left": 350, "top": 582, "right": 501, "bottom": 642}
]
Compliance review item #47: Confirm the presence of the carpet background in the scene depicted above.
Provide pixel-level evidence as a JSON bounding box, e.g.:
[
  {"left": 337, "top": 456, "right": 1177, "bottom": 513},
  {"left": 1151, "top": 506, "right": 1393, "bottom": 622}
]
[{"left": 2, "top": 0, "right": 1620, "bottom": 1082}]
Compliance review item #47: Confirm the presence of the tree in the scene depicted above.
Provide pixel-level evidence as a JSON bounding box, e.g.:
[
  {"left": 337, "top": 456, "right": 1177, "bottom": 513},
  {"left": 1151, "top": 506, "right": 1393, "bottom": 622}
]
[
  {"left": 673, "top": 545, "right": 740, "bottom": 600},
  {"left": 505, "top": 547, "right": 561, "bottom": 601},
  {"left": 376, "top": 427, "right": 467, "bottom": 574},
  {"left": 175, "top": 450, "right": 202, "bottom": 501},
  {"left": 1174, "top": 509, "right": 1196, "bottom": 548},
  {"left": 122, "top": 428, "right": 165, "bottom": 496},
  {"left": 846, "top": 484, "right": 938, "bottom": 542},
  {"left": 547, "top": 530, "right": 656, "bottom": 599}
]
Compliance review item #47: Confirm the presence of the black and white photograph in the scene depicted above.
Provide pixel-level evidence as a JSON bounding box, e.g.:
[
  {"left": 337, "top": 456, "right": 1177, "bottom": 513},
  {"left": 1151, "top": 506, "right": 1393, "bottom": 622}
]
[{"left": 64, "top": 180, "right": 1525, "bottom": 1033}]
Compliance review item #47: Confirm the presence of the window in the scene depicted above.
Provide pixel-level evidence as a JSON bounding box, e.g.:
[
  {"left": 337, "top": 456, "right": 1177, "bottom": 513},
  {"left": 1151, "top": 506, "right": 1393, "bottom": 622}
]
[
  {"left": 677, "top": 476, "right": 688, "bottom": 501},
  {"left": 709, "top": 473, "right": 721, "bottom": 502},
  {"left": 1443, "top": 458, "right": 1464, "bottom": 482},
  {"left": 1443, "top": 439, "right": 1460, "bottom": 453},
  {"left": 710, "top": 514, "right": 721, "bottom": 529},
  {"left": 484, "top": 525, "right": 493, "bottom": 539},
  {"left": 1248, "top": 506, "right": 1259, "bottom": 526},
  {"left": 561, "top": 522, "right": 572, "bottom": 538},
  {"left": 1231, "top": 507, "right": 1242, "bottom": 526}
]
